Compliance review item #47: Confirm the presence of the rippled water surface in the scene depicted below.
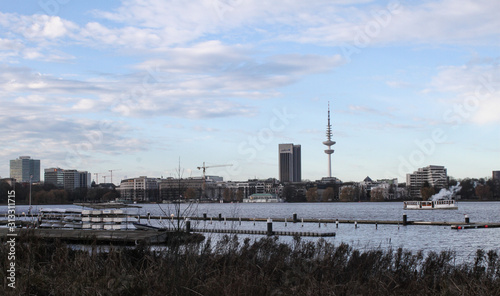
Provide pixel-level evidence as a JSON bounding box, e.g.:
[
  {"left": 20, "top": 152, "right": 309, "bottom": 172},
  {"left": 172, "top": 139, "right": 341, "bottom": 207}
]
[{"left": 4, "top": 201, "right": 500, "bottom": 262}]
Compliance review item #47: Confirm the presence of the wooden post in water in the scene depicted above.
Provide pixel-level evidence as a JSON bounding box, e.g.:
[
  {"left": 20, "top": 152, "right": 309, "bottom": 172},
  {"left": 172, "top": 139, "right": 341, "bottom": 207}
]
[
  {"left": 293, "top": 213, "right": 297, "bottom": 223},
  {"left": 465, "top": 214, "right": 470, "bottom": 224},
  {"left": 267, "top": 218, "right": 273, "bottom": 236},
  {"left": 403, "top": 214, "right": 407, "bottom": 226},
  {"left": 186, "top": 218, "right": 191, "bottom": 233}
]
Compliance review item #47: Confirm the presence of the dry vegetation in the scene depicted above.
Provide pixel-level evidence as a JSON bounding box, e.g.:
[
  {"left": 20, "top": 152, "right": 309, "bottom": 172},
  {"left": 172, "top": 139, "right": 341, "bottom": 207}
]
[{"left": 2, "top": 232, "right": 500, "bottom": 295}]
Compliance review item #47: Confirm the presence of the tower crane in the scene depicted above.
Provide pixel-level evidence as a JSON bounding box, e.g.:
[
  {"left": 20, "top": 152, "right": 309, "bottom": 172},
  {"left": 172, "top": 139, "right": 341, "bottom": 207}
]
[
  {"left": 197, "top": 162, "right": 233, "bottom": 198},
  {"left": 108, "top": 169, "right": 121, "bottom": 185},
  {"left": 93, "top": 172, "right": 106, "bottom": 185}
]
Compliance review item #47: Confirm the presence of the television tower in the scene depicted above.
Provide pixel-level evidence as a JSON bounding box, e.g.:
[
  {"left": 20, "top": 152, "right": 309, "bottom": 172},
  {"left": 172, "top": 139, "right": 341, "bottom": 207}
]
[{"left": 322, "top": 102, "right": 336, "bottom": 177}]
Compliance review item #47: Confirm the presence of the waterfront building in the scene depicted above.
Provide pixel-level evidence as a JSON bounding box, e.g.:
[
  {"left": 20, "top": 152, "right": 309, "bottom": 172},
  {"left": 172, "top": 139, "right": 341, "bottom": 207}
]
[
  {"left": 44, "top": 168, "right": 90, "bottom": 190},
  {"left": 279, "top": 143, "right": 301, "bottom": 183},
  {"left": 243, "top": 193, "right": 282, "bottom": 203},
  {"left": 406, "top": 165, "right": 447, "bottom": 199},
  {"left": 117, "top": 176, "right": 160, "bottom": 202},
  {"left": 10, "top": 156, "right": 40, "bottom": 182}
]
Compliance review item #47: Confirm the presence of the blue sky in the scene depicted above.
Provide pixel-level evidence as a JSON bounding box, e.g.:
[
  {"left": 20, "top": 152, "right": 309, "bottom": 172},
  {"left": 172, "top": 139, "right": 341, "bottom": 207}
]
[{"left": 0, "top": 0, "right": 499, "bottom": 184}]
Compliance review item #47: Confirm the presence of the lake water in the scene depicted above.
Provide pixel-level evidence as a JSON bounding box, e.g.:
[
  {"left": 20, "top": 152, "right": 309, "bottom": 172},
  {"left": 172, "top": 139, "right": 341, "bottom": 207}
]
[{"left": 3, "top": 201, "right": 500, "bottom": 262}]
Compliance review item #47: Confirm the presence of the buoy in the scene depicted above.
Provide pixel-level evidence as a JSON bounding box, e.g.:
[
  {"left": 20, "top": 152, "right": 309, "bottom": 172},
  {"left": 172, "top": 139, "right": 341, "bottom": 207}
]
[
  {"left": 457, "top": 226, "right": 462, "bottom": 230},
  {"left": 485, "top": 225, "right": 489, "bottom": 228},
  {"left": 354, "top": 221, "right": 358, "bottom": 229}
]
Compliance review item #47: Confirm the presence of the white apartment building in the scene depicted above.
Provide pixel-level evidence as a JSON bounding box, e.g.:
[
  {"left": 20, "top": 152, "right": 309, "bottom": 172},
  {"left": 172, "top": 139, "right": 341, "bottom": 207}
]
[{"left": 406, "top": 165, "right": 448, "bottom": 199}]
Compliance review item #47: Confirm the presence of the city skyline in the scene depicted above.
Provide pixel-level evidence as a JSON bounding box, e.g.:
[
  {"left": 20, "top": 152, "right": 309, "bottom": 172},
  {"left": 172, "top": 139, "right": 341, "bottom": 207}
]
[{"left": 0, "top": 1, "right": 499, "bottom": 183}]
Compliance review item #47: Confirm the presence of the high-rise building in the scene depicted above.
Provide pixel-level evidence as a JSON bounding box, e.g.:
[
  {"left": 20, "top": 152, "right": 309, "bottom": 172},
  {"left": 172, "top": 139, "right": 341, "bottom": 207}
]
[
  {"left": 322, "top": 102, "right": 336, "bottom": 177},
  {"left": 493, "top": 171, "right": 500, "bottom": 181},
  {"left": 44, "top": 168, "right": 91, "bottom": 190},
  {"left": 494, "top": 171, "right": 500, "bottom": 199},
  {"left": 44, "top": 168, "right": 64, "bottom": 188},
  {"left": 406, "top": 165, "right": 447, "bottom": 199},
  {"left": 10, "top": 156, "right": 40, "bottom": 182},
  {"left": 279, "top": 143, "right": 301, "bottom": 183},
  {"left": 63, "top": 170, "right": 91, "bottom": 190}
]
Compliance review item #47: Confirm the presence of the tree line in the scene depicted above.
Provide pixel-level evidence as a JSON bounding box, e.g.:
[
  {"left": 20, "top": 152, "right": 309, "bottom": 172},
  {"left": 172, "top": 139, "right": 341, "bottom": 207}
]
[{"left": 0, "top": 181, "right": 119, "bottom": 205}]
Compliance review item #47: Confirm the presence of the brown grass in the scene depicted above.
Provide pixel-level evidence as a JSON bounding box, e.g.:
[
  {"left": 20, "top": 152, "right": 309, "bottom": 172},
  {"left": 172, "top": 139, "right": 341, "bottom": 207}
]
[{"left": 2, "top": 232, "right": 500, "bottom": 295}]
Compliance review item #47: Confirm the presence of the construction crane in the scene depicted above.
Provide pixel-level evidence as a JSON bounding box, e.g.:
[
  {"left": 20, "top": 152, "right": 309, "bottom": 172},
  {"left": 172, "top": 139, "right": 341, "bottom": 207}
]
[
  {"left": 197, "top": 162, "right": 232, "bottom": 198},
  {"left": 93, "top": 172, "right": 106, "bottom": 185},
  {"left": 108, "top": 169, "right": 121, "bottom": 185}
]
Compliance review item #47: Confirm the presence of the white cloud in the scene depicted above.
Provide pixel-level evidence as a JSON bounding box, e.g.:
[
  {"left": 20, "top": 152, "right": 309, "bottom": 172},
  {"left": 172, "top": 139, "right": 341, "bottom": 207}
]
[{"left": 429, "top": 63, "right": 500, "bottom": 124}]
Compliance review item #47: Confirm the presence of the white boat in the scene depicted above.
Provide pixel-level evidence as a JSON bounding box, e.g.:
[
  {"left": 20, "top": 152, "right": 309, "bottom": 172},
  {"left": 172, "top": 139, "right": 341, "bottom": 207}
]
[{"left": 404, "top": 199, "right": 458, "bottom": 210}]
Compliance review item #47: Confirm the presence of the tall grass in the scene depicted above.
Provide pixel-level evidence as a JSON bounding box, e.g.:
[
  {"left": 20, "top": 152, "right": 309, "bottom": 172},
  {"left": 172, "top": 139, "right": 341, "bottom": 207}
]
[{"left": 2, "top": 232, "right": 500, "bottom": 295}]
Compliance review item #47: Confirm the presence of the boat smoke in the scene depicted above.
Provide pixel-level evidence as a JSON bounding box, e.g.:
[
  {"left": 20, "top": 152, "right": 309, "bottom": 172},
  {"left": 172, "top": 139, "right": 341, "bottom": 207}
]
[{"left": 430, "top": 183, "right": 461, "bottom": 201}]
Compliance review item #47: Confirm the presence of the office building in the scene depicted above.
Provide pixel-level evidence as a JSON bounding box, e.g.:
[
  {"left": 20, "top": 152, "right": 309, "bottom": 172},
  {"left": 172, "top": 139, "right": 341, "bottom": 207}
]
[
  {"left": 118, "top": 176, "right": 159, "bottom": 202},
  {"left": 279, "top": 143, "right": 301, "bottom": 183},
  {"left": 44, "top": 168, "right": 64, "bottom": 188},
  {"left": 44, "top": 168, "right": 91, "bottom": 190},
  {"left": 10, "top": 156, "right": 40, "bottom": 182},
  {"left": 493, "top": 171, "right": 500, "bottom": 181}
]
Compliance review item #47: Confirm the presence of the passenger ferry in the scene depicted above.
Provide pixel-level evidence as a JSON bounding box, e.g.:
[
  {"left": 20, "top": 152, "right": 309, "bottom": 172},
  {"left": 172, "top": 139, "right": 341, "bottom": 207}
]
[{"left": 403, "top": 199, "right": 458, "bottom": 210}]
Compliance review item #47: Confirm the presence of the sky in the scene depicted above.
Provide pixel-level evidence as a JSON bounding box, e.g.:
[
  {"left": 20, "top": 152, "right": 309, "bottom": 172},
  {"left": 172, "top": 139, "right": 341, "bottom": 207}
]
[{"left": 0, "top": 0, "right": 499, "bottom": 184}]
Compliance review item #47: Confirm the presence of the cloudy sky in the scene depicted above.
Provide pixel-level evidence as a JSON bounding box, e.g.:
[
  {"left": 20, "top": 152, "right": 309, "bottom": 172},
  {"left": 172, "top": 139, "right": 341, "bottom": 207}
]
[{"left": 1, "top": 0, "right": 499, "bottom": 184}]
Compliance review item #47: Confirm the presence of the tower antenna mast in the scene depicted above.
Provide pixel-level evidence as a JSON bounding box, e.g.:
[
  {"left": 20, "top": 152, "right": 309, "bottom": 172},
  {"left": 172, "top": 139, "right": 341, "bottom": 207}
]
[{"left": 322, "top": 102, "right": 336, "bottom": 177}]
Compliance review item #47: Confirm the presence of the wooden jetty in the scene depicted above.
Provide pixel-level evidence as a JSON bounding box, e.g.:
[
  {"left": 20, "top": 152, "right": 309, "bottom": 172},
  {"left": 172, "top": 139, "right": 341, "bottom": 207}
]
[
  {"left": 0, "top": 228, "right": 169, "bottom": 245},
  {"left": 137, "top": 214, "right": 473, "bottom": 228},
  {"left": 451, "top": 223, "right": 500, "bottom": 230},
  {"left": 191, "top": 228, "right": 335, "bottom": 237}
]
